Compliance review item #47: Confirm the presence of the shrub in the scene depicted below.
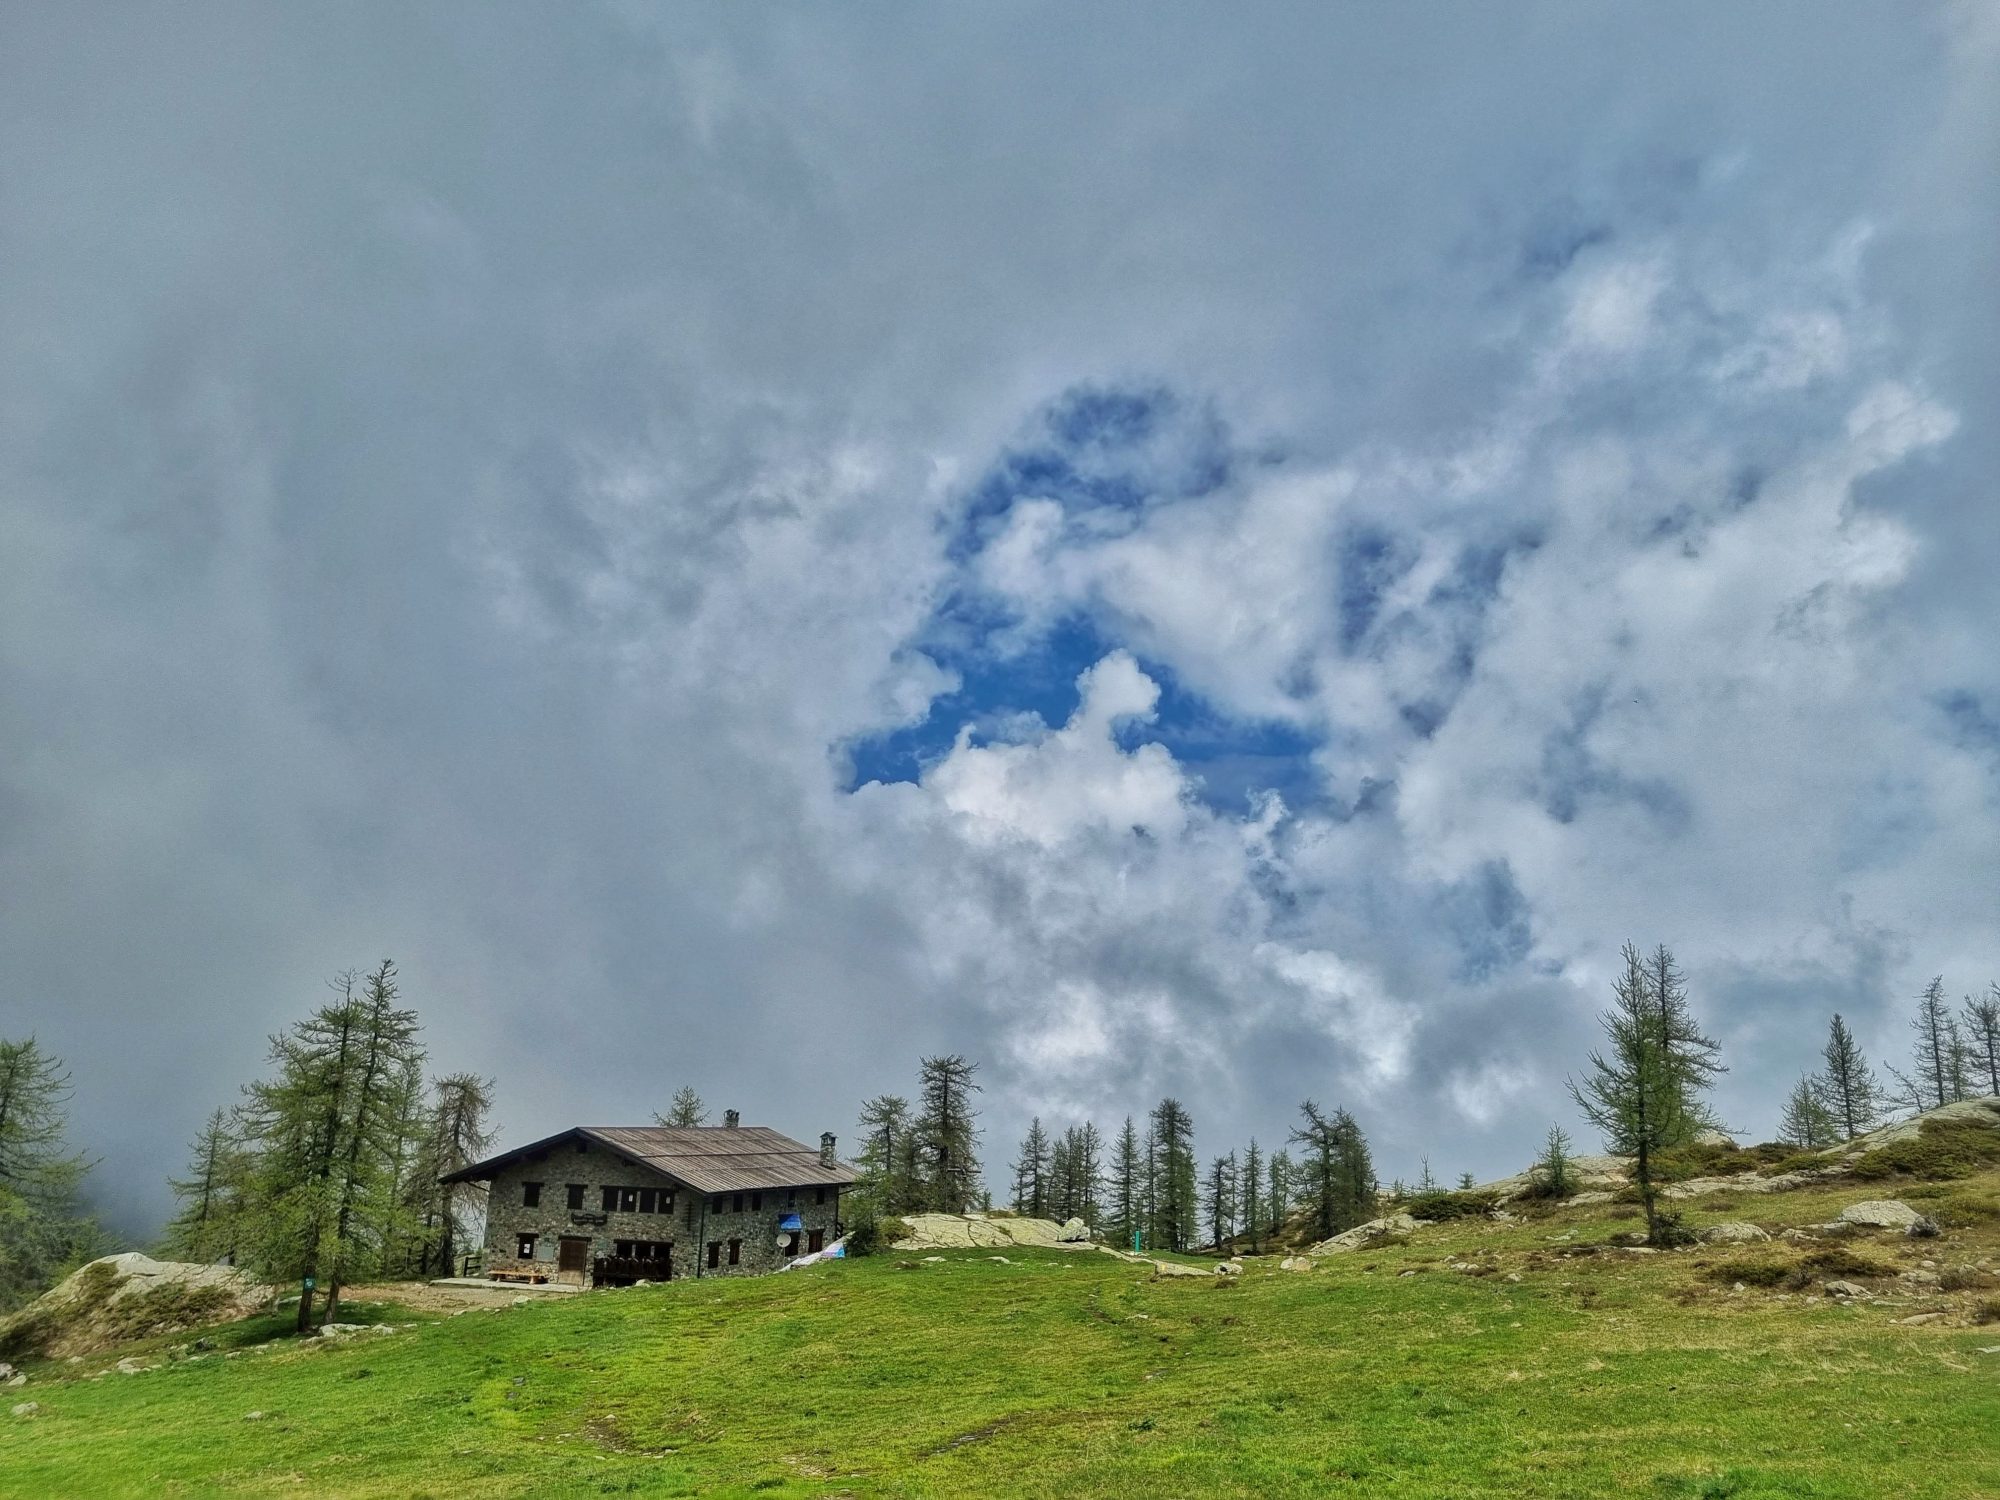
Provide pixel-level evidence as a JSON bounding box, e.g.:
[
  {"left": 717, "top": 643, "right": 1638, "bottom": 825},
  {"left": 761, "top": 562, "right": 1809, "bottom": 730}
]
[
  {"left": 1939, "top": 1265, "right": 1998, "bottom": 1293},
  {"left": 1703, "top": 1257, "right": 1793, "bottom": 1288},
  {"left": 1402, "top": 1189, "right": 1499, "bottom": 1221},
  {"left": 1974, "top": 1297, "right": 2000, "bottom": 1326},
  {"left": 1910, "top": 1187, "right": 2000, "bottom": 1228},
  {"left": 1789, "top": 1247, "right": 1891, "bottom": 1288},
  {"left": 842, "top": 1211, "right": 909, "bottom": 1258}
]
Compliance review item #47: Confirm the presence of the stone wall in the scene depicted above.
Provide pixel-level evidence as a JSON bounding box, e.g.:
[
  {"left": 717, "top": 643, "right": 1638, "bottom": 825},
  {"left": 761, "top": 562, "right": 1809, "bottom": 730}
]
[{"left": 480, "top": 1137, "right": 842, "bottom": 1283}]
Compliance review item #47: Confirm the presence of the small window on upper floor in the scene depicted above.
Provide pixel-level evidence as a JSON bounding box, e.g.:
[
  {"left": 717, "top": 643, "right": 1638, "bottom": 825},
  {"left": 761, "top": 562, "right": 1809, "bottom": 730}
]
[
  {"left": 732, "top": 1192, "right": 744, "bottom": 1213},
  {"left": 815, "top": 1187, "right": 826, "bottom": 1205},
  {"left": 750, "top": 1191, "right": 762, "bottom": 1212},
  {"left": 566, "top": 1183, "right": 585, "bottom": 1211},
  {"left": 522, "top": 1181, "right": 542, "bottom": 1208}
]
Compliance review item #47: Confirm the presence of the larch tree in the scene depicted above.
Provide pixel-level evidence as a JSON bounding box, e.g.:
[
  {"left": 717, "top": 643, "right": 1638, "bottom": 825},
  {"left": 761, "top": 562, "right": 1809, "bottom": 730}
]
[
  {"left": 1147, "top": 1098, "right": 1197, "bottom": 1253},
  {"left": 1569, "top": 942, "right": 1722, "bottom": 1246},
  {"left": 0, "top": 1036, "right": 99, "bottom": 1313},
  {"left": 655, "top": 1086, "right": 707, "bottom": 1128},
  {"left": 1905, "top": 977, "right": 1969, "bottom": 1111},
  {"left": 1239, "top": 1138, "right": 1263, "bottom": 1255},
  {"left": 915, "top": 1055, "right": 982, "bottom": 1213},
  {"left": 1266, "top": 1148, "right": 1292, "bottom": 1236},
  {"left": 1778, "top": 1073, "right": 1841, "bottom": 1149},
  {"left": 1818, "top": 1013, "right": 1881, "bottom": 1140},
  {"left": 1106, "top": 1116, "right": 1142, "bottom": 1247},
  {"left": 162, "top": 1107, "right": 250, "bottom": 1265},
  {"left": 854, "top": 1094, "right": 912, "bottom": 1217},
  {"left": 241, "top": 974, "right": 364, "bottom": 1333},
  {"left": 1290, "top": 1101, "right": 1375, "bottom": 1238},
  {"left": 414, "top": 1072, "right": 495, "bottom": 1277},
  {"left": 1011, "top": 1117, "right": 1050, "bottom": 1217},
  {"left": 1203, "top": 1152, "right": 1238, "bottom": 1249},
  {"left": 1534, "top": 1124, "right": 1573, "bottom": 1199},
  {"left": 321, "top": 961, "right": 424, "bottom": 1324},
  {"left": 1961, "top": 986, "right": 2000, "bottom": 1098}
]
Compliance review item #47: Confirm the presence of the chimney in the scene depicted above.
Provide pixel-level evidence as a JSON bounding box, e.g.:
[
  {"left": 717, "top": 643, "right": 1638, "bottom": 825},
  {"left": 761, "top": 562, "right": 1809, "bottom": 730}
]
[
  {"left": 723, "top": 1108, "right": 740, "bottom": 1130},
  {"left": 819, "top": 1132, "right": 837, "bottom": 1168}
]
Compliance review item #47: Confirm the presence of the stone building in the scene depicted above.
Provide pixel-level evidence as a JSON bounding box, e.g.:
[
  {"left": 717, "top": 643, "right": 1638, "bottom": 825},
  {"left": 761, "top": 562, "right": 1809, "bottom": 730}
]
[{"left": 441, "top": 1111, "right": 855, "bottom": 1285}]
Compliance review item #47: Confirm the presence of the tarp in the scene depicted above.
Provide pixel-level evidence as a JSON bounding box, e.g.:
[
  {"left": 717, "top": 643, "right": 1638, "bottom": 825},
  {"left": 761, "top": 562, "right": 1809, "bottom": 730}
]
[
  {"left": 777, "top": 1237, "right": 846, "bottom": 1271},
  {"left": 777, "top": 1213, "right": 803, "bottom": 1230}
]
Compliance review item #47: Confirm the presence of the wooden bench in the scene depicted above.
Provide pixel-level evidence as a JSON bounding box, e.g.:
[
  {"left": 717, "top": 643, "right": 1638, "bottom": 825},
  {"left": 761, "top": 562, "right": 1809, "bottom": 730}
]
[{"left": 487, "top": 1269, "right": 550, "bottom": 1285}]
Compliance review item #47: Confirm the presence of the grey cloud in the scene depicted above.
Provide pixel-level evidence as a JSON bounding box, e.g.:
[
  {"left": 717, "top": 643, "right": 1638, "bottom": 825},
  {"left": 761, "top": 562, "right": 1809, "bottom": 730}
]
[{"left": 2, "top": 5, "right": 1995, "bottom": 1235}]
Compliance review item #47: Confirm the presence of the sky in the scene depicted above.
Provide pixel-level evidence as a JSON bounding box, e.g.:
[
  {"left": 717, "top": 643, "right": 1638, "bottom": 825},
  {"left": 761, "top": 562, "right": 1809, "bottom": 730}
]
[{"left": 3, "top": 4, "right": 1997, "bottom": 1239}]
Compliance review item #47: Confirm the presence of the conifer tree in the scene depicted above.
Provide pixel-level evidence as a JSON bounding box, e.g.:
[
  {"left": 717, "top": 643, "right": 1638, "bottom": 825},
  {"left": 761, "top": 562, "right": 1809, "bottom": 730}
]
[
  {"left": 1417, "top": 1155, "right": 1438, "bottom": 1194},
  {"left": 655, "top": 1086, "right": 707, "bottom": 1128},
  {"left": 1011, "top": 1117, "right": 1050, "bottom": 1217},
  {"left": 1456, "top": 1171, "right": 1476, "bottom": 1191},
  {"left": 321, "top": 961, "right": 423, "bottom": 1323},
  {"left": 1569, "top": 942, "right": 1721, "bottom": 1246},
  {"left": 1961, "top": 986, "right": 2000, "bottom": 1099},
  {"left": 0, "top": 1036, "right": 99, "bottom": 1313},
  {"left": 1266, "top": 1148, "right": 1292, "bottom": 1236},
  {"left": 1906, "top": 977, "right": 1969, "bottom": 1111},
  {"left": 1777, "top": 1073, "right": 1840, "bottom": 1149},
  {"left": 915, "top": 1055, "right": 981, "bottom": 1212},
  {"left": 1290, "top": 1101, "right": 1374, "bottom": 1237},
  {"left": 1818, "top": 1013, "right": 1881, "bottom": 1140},
  {"left": 1059, "top": 1122, "right": 1102, "bottom": 1225},
  {"left": 855, "top": 1094, "right": 912, "bottom": 1216},
  {"left": 1147, "top": 1098, "right": 1197, "bottom": 1252},
  {"left": 1240, "top": 1138, "right": 1263, "bottom": 1255},
  {"left": 412, "top": 1072, "right": 495, "bottom": 1276},
  {"left": 1106, "top": 1116, "right": 1142, "bottom": 1246},
  {"left": 1204, "top": 1152, "right": 1237, "bottom": 1249},
  {"left": 162, "top": 1108, "right": 250, "bottom": 1264},
  {"left": 1535, "top": 1124, "right": 1573, "bottom": 1199}
]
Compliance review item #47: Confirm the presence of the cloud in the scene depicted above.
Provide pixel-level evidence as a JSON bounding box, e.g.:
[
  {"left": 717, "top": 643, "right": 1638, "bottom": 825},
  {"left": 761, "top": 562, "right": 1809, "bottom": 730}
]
[{"left": 1, "top": 4, "right": 1996, "bottom": 1234}]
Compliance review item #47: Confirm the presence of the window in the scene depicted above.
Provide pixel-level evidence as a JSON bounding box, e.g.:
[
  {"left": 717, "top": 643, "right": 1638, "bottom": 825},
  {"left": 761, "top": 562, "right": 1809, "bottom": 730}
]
[
  {"left": 522, "top": 1181, "right": 542, "bottom": 1208},
  {"left": 727, "top": 1239, "right": 741, "bottom": 1266},
  {"left": 516, "top": 1233, "right": 538, "bottom": 1260},
  {"left": 785, "top": 1189, "right": 797, "bottom": 1209},
  {"left": 750, "top": 1191, "right": 762, "bottom": 1212},
  {"left": 638, "top": 1187, "right": 656, "bottom": 1214},
  {"left": 601, "top": 1186, "right": 619, "bottom": 1213},
  {"left": 808, "top": 1229, "right": 824, "bottom": 1254},
  {"left": 782, "top": 1232, "right": 801, "bottom": 1259},
  {"left": 613, "top": 1239, "right": 671, "bottom": 1261},
  {"left": 706, "top": 1240, "right": 721, "bottom": 1269},
  {"left": 566, "top": 1183, "right": 585, "bottom": 1211},
  {"left": 814, "top": 1187, "right": 826, "bottom": 1205},
  {"left": 732, "top": 1192, "right": 744, "bottom": 1213},
  {"left": 711, "top": 1196, "right": 724, "bottom": 1213}
]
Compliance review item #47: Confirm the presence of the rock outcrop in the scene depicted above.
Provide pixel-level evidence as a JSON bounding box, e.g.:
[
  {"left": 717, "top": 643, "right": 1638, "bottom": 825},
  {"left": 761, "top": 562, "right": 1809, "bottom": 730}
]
[
  {"left": 1696, "top": 1222, "right": 1771, "bottom": 1245},
  {"left": 0, "top": 1254, "right": 270, "bottom": 1361},
  {"left": 891, "top": 1214, "right": 1095, "bottom": 1251},
  {"left": 1836, "top": 1200, "right": 1921, "bottom": 1230},
  {"left": 1307, "top": 1213, "right": 1421, "bottom": 1255}
]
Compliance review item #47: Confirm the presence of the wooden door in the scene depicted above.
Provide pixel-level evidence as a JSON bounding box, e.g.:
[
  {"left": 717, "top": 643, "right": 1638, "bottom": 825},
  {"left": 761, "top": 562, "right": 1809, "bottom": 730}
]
[
  {"left": 808, "top": 1229, "right": 824, "bottom": 1254},
  {"left": 557, "top": 1236, "right": 590, "bottom": 1275}
]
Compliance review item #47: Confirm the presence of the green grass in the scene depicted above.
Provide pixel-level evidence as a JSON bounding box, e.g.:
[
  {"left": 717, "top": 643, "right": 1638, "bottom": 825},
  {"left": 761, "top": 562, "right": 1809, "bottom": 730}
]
[{"left": 5, "top": 1178, "right": 2000, "bottom": 1498}]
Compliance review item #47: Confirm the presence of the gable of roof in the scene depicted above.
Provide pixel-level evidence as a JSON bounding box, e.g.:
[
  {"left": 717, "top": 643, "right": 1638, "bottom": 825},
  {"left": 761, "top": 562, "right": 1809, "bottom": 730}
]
[{"left": 440, "top": 1124, "right": 858, "bottom": 1195}]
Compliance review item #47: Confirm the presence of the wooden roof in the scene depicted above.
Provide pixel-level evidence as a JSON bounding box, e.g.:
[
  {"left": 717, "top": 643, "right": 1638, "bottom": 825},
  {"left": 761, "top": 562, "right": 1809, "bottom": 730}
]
[{"left": 440, "top": 1123, "right": 858, "bottom": 1195}]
